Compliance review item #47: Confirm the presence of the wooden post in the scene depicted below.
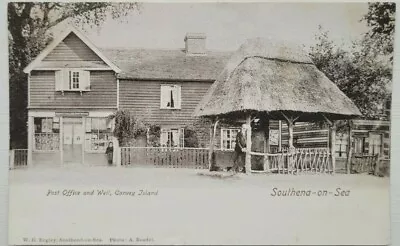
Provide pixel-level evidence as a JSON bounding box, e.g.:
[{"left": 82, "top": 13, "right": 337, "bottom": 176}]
[
  {"left": 281, "top": 112, "right": 297, "bottom": 149},
  {"left": 263, "top": 119, "right": 270, "bottom": 171},
  {"left": 245, "top": 115, "right": 252, "bottom": 174},
  {"left": 115, "top": 138, "right": 121, "bottom": 167},
  {"left": 208, "top": 118, "right": 219, "bottom": 171},
  {"left": 81, "top": 117, "right": 85, "bottom": 166},
  {"left": 60, "top": 116, "right": 63, "bottom": 166},
  {"left": 287, "top": 121, "right": 294, "bottom": 149},
  {"left": 346, "top": 120, "right": 353, "bottom": 174},
  {"left": 278, "top": 120, "right": 282, "bottom": 152},
  {"left": 330, "top": 122, "right": 337, "bottom": 174},
  {"left": 27, "top": 116, "right": 34, "bottom": 167},
  {"left": 322, "top": 114, "right": 336, "bottom": 174},
  {"left": 146, "top": 127, "right": 150, "bottom": 147},
  {"left": 281, "top": 112, "right": 299, "bottom": 174},
  {"left": 374, "top": 133, "right": 384, "bottom": 176}
]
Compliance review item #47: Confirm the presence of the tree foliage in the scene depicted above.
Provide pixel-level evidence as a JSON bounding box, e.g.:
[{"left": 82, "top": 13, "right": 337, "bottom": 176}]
[
  {"left": 111, "top": 110, "right": 152, "bottom": 146},
  {"left": 362, "top": 2, "right": 396, "bottom": 58},
  {"left": 309, "top": 26, "right": 392, "bottom": 120},
  {"left": 8, "top": 2, "right": 140, "bottom": 148}
]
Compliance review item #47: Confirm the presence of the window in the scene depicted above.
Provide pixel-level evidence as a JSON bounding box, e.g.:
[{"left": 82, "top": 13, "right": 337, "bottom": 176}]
[
  {"left": 353, "top": 137, "right": 367, "bottom": 155},
  {"left": 34, "top": 117, "right": 60, "bottom": 151},
  {"left": 55, "top": 69, "right": 90, "bottom": 92},
  {"left": 85, "top": 117, "right": 112, "bottom": 151},
  {"left": 160, "top": 85, "right": 181, "bottom": 109},
  {"left": 369, "top": 133, "right": 382, "bottom": 155},
  {"left": 160, "top": 128, "right": 184, "bottom": 147},
  {"left": 335, "top": 133, "right": 348, "bottom": 158},
  {"left": 221, "top": 128, "right": 240, "bottom": 151},
  {"left": 71, "top": 71, "right": 80, "bottom": 89}
]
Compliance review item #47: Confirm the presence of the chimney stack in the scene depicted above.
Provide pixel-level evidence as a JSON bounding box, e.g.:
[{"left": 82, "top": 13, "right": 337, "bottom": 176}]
[{"left": 184, "top": 33, "right": 207, "bottom": 56}]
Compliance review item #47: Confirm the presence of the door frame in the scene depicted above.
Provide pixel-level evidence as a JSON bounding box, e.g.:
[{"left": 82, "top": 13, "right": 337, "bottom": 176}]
[{"left": 60, "top": 116, "right": 85, "bottom": 165}]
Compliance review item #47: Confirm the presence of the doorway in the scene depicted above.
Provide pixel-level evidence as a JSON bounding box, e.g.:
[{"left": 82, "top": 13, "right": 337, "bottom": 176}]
[{"left": 63, "top": 118, "right": 83, "bottom": 164}]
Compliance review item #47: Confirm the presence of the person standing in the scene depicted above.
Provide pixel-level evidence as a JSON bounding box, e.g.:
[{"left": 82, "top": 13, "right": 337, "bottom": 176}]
[
  {"left": 105, "top": 142, "right": 114, "bottom": 165},
  {"left": 232, "top": 124, "right": 247, "bottom": 173}
]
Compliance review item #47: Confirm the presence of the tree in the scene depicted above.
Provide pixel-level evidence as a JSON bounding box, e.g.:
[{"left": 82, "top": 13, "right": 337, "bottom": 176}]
[
  {"left": 8, "top": 2, "right": 141, "bottom": 148},
  {"left": 310, "top": 26, "right": 392, "bottom": 120},
  {"left": 310, "top": 22, "right": 394, "bottom": 174},
  {"left": 362, "top": 2, "right": 396, "bottom": 59}
]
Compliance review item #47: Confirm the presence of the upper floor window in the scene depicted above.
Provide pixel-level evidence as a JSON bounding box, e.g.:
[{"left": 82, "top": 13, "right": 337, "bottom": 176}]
[
  {"left": 221, "top": 128, "right": 240, "bottom": 151},
  {"left": 71, "top": 71, "right": 80, "bottom": 89},
  {"left": 55, "top": 69, "right": 90, "bottom": 92},
  {"left": 160, "top": 85, "right": 181, "bottom": 109}
]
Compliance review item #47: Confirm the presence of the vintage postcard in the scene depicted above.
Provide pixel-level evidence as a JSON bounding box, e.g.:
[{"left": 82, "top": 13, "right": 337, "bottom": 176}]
[{"left": 7, "top": 1, "right": 395, "bottom": 245}]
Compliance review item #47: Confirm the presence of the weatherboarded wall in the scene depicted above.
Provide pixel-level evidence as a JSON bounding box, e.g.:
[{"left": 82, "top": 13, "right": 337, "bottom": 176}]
[
  {"left": 119, "top": 80, "right": 212, "bottom": 126},
  {"left": 44, "top": 33, "right": 103, "bottom": 62},
  {"left": 29, "top": 70, "right": 117, "bottom": 108}
]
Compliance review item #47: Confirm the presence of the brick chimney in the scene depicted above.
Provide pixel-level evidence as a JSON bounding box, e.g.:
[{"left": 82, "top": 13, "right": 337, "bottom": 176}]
[{"left": 184, "top": 33, "right": 207, "bottom": 56}]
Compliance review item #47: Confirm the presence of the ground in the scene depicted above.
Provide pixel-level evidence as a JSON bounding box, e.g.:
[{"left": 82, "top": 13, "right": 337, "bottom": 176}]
[{"left": 8, "top": 166, "right": 390, "bottom": 245}]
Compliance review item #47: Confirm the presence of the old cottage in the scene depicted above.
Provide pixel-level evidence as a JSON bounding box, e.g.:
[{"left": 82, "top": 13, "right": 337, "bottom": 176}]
[{"left": 19, "top": 25, "right": 390, "bottom": 172}]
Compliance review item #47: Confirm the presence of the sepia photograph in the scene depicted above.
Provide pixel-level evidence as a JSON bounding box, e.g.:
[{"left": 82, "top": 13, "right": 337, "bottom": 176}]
[{"left": 7, "top": 1, "right": 395, "bottom": 245}]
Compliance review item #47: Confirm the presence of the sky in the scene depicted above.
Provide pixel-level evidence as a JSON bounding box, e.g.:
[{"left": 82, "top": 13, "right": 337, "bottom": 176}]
[{"left": 80, "top": 2, "right": 370, "bottom": 51}]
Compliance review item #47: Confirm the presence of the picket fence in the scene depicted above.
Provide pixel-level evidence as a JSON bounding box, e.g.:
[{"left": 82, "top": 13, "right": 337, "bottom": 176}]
[
  {"left": 351, "top": 154, "right": 379, "bottom": 174},
  {"left": 120, "top": 147, "right": 209, "bottom": 169}
]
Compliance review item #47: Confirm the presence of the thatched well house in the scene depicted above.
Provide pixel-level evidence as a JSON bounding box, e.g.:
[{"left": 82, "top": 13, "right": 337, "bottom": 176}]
[{"left": 194, "top": 37, "right": 362, "bottom": 173}]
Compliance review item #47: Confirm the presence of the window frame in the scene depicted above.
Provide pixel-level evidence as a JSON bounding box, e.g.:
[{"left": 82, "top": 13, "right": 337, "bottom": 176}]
[
  {"left": 368, "top": 132, "right": 383, "bottom": 156},
  {"left": 33, "top": 117, "right": 60, "bottom": 152},
  {"left": 84, "top": 117, "right": 113, "bottom": 153},
  {"left": 68, "top": 69, "right": 82, "bottom": 91},
  {"left": 220, "top": 128, "right": 240, "bottom": 151},
  {"left": 55, "top": 69, "right": 90, "bottom": 93},
  {"left": 160, "top": 128, "right": 184, "bottom": 148},
  {"left": 160, "top": 84, "right": 181, "bottom": 110}
]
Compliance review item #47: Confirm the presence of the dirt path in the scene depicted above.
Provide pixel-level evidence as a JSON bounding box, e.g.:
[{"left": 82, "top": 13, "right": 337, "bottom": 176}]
[{"left": 9, "top": 167, "right": 390, "bottom": 245}]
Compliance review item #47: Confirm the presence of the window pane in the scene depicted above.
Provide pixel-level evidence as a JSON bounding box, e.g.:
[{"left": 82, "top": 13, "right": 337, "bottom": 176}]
[
  {"left": 222, "top": 140, "right": 228, "bottom": 149},
  {"left": 72, "top": 72, "right": 80, "bottom": 89}
]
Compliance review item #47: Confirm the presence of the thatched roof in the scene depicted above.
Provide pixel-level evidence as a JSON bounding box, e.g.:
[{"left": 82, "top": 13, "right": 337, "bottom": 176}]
[
  {"left": 193, "top": 38, "right": 362, "bottom": 121},
  {"left": 101, "top": 48, "right": 231, "bottom": 81}
]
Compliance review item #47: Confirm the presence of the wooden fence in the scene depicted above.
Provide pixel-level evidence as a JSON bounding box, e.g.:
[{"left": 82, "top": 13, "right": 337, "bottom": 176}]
[
  {"left": 9, "top": 149, "right": 28, "bottom": 169},
  {"left": 351, "top": 154, "right": 379, "bottom": 174},
  {"left": 120, "top": 147, "right": 209, "bottom": 169},
  {"left": 251, "top": 148, "right": 333, "bottom": 174}
]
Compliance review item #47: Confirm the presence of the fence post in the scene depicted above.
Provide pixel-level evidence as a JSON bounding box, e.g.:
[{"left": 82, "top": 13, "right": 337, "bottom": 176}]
[
  {"left": 374, "top": 155, "right": 380, "bottom": 176},
  {"left": 113, "top": 137, "right": 121, "bottom": 167},
  {"left": 116, "top": 148, "right": 121, "bottom": 167},
  {"left": 27, "top": 116, "right": 34, "bottom": 167},
  {"left": 9, "top": 150, "right": 15, "bottom": 169}
]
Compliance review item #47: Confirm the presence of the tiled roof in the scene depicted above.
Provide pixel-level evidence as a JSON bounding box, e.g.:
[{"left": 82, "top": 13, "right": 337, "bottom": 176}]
[{"left": 101, "top": 48, "right": 232, "bottom": 81}]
